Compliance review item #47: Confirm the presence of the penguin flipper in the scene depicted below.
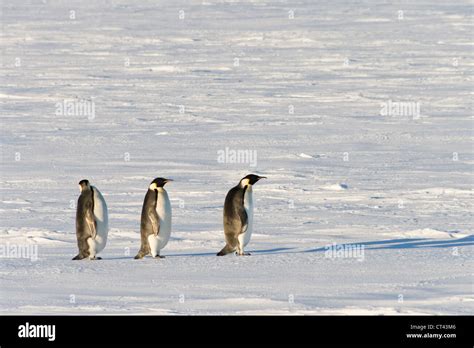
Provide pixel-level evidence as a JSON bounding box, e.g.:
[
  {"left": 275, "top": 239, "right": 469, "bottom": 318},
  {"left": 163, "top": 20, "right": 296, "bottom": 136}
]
[
  {"left": 85, "top": 205, "right": 97, "bottom": 239},
  {"left": 148, "top": 208, "right": 160, "bottom": 236},
  {"left": 86, "top": 187, "right": 97, "bottom": 239},
  {"left": 238, "top": 206, "right": 248, "bottom": 234}
]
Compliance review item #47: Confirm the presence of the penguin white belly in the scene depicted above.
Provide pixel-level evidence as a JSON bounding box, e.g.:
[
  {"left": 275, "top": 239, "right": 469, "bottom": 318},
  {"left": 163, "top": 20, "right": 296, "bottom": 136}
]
[
  {"left": 242, "top": 187, "right": 254, "bottom": 247},
  {"left": 148, "top": 189, "right": 172, "bottom": 257},
  {"left": 88, "top": 187, "right": 109, "bottom": 258}
]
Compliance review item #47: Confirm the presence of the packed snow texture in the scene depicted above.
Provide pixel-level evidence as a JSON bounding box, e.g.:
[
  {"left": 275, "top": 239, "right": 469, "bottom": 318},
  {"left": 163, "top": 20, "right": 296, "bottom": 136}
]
[{"left": 1, "top": 0, "right": 473, "bottom": 315}]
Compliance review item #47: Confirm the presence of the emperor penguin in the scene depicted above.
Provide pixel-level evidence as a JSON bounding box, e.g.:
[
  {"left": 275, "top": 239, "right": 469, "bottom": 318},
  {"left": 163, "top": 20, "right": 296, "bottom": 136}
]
[
  {"left": 135, "top": 177, "right": 173, "bottom": 259},
  {"left": 217, "top": 174, "right": 266, "bottom": 256},
  {"left": 73, "top": 179, "right": 109, "bottom": 260}
]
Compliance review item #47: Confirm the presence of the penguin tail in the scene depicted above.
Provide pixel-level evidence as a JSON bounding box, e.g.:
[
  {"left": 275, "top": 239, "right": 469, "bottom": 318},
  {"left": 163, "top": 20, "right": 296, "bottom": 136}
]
[
  {"left": 217, "top": 244, "right": 234, "bottom": 256},
  {"left": 134, "top": 252, "right": 146, "bottom": 259}
]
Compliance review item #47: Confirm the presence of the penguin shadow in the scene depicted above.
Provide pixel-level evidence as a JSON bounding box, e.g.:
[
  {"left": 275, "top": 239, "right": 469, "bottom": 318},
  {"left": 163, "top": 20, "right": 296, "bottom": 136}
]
[
  {"left": 99, "top": 255, "right": 178, "bottom": 260},
  {"left": 303, "top": 234, "right": 474, "bottom": 253},
  {"left": 167, "top": 248, "right": 296, "bottom": 257},
  {"left": 166, "top": 251, "right": 217, "bottom": 257},
  {"left": 104, "top": 256, "right": 136, "bottom": 261},
  {"left": 251, "top": 247, "right": 297, "bottom": 255},
  {"left": 169, "top": 248, "right": 296, "bottom": 257},
  {"left": 93, "top": 235, "right": 474, "bottom": 260}
]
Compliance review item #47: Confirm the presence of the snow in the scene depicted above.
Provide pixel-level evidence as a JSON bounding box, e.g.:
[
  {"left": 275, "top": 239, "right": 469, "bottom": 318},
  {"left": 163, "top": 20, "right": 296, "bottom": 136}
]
[{"left": 1, "top": 0, "right": 473, "bottom": 315}]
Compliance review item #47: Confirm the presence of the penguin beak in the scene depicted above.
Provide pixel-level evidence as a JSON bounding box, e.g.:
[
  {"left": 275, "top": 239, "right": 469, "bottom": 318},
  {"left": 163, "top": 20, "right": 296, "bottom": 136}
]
[
  {"left": 164, "top": 178, "right": 173, "bottom": 184},
  {"left": 255, "top": 176, "right": 267, "bottom": 183}
]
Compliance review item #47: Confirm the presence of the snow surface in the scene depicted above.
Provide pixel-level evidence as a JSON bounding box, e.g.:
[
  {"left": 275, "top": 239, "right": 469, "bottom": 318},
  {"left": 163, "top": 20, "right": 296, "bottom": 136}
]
[{"left": 1, "top": 0, "right": 473, "bottom": 315}]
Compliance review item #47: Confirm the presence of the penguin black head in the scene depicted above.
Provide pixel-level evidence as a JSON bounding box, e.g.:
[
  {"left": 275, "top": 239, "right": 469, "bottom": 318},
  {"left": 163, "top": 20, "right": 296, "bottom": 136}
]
[
  {"left": 149, "top": 177, "right": 173, "bottom": 190},
  {"left": 78, "top": 179, "right": 91, "bottom": 192},
  {"left": 240, "top": 174, "right": 266, "bottom": 187}
]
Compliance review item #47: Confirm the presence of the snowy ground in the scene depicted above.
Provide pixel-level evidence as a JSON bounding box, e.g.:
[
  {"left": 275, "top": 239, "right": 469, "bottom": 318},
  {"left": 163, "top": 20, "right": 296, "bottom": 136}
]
[{"left": 1, "top": 0, "right": 473, "bottom": 315}]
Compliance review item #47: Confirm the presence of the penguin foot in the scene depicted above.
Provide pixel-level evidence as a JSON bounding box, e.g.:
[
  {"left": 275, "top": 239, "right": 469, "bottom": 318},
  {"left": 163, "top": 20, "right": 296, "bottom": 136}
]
[
  {"left": 134, "top": 254, "right": 144, "bottom": 260},
  {"left": 154, "top": 255, "right": 165, "bottom": 259},
  {"left": 236, "top": 252, "right": 251, "bottom": 256}
]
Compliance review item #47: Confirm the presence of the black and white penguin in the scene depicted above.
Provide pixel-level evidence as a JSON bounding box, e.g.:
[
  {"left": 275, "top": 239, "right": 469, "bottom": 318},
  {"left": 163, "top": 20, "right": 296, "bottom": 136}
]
[
  {"left": 217, "top": 174, "right": 266, "bottom": 256},
  {"left": 135, "top": 177, "right": 173, "bottom": 259},
  {"left": 73, "top": 179, "right": 109, "bottom": 260}
]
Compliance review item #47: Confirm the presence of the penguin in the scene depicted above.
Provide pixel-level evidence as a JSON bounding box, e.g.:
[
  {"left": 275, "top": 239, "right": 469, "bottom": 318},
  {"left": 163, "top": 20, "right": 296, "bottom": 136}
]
[
  {"left": 73, "top": 179, "right": 109, "bottom": 260},
  {"left": 217, "top": 174, "right": 266, "bottom": 256},
  {"left": 135, "top": 177, "right": 173, "bottom": 259}
]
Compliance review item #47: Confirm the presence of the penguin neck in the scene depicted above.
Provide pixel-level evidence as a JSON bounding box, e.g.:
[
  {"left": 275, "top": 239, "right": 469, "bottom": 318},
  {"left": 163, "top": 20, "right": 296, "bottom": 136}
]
[
  {"left": 240, "top": 178, "right": 252, "bottom": 188},
  {"left": 241, "top": 184, "right": 253, "bottom": 193},
  {"left": 81, "top": 186, "right": 93, "bottom": 194},
  {"left": 156, "top": 187, "right": 166, "bottom": 193},
  {"left": 240, "top": 178, "right": 250, "bottom": 188}
]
